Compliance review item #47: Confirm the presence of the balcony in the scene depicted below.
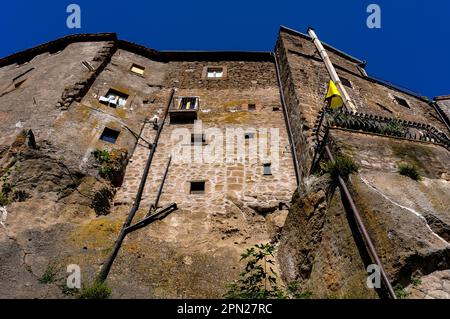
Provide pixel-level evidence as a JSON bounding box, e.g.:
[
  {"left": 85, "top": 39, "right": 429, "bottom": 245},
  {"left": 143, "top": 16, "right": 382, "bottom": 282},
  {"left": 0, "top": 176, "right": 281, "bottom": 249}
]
[{"left": 169, "top": 96, "right": 200, "bottom": 124}]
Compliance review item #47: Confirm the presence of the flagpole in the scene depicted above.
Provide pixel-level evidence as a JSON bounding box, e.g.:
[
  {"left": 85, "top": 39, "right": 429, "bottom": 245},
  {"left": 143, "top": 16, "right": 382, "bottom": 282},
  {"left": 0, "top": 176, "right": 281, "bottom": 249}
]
[{"left": 308, "top": 28, "right": 357, "bottom": 112}]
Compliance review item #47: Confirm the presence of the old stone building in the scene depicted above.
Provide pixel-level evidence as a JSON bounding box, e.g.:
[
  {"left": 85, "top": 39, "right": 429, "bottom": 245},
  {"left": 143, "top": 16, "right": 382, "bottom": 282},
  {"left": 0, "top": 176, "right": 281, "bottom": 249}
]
[{"left": 0, "top": 26, "right": 449, "bottom": 299}]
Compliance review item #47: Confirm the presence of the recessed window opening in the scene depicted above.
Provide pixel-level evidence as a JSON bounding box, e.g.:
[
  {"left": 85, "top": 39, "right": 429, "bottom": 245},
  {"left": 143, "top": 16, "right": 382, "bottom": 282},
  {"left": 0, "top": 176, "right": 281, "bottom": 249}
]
[
  {"left": 100, "top": 127, "right": 120, "bottom": 144},
  {"left": 263, "top": 163, "right": 272, "bottom": 176},
  {"left": 179, "top": 97, "right": 199, "bottom": 110},
  {"left": 340, "top": 77, "right": 352, "bottom": 88},
  {"left": 100, "top": 89, "right": 129, "bottom": 108},
  {"left": 14, "top": 79, "right": 27, "bottom": 88},
  {"left": 11, "top": 67, "right": 34, "bottom": 89},
  {"left": 206, "top": 67, "right": 224, "bottom": 78},
  {"left": 248, "top": 104, "right": 256, "bottom": 111},
  {"left": 190, "top": 181, "right": 205, "bottom": 194},
  {"left": 244, "top": 132, "right": 255, "bottom": 139},
  {"left": 130, "top": 64, "right": 145, "bottom": 75},
  {"left": 191, "top": 133, "right": 206, "bottom": 145},
  {"left": 394, "top": 96, "right": 410, "bottom": 108},
  {"left": 272, "top": 106, "right": 280, "bottom": 111}
]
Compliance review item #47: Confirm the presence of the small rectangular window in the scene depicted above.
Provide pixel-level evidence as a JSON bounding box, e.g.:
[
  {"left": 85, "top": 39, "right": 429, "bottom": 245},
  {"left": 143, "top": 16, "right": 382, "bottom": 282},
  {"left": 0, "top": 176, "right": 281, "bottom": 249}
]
[
  {"left": 14, "top": 79, "right": 27, "bottom": 88},
  {"left": 244, "top": 132, "right": 255, "bottom": 139},
  {"left": 191, "top": 133, "right": 206, "bottom": 145},
  {"left": 248, "top": 104, "right": 256, "bottom": 111},
  {"left": 99, "top": 89, "right": 129, "bottom": 108},
  {"left": 100, "top": 127, "right": 120, "bottom": 144},
  {"left": 190, "top": 181, "right": 205, "bottom": 194},
  {"left": 130, "top": 64, "right": 145, "bottom": 75},
  {"left": 263, "top": 163, "right": 272, "bottom": 176},
  {"left": 394, "top": 96, "right": 410, "bottom": 108},
  {"left": 206, "top": 67, "right": 224, "bottom": 78},
  {"left": 340, "top": 77, "right": 352, "bottom": 88},
  {"left": 272, "top": 106, "right": 280, "bottom": 111},
  {"left": 179, "top": 97, "right": 199, "bottom": 110}
]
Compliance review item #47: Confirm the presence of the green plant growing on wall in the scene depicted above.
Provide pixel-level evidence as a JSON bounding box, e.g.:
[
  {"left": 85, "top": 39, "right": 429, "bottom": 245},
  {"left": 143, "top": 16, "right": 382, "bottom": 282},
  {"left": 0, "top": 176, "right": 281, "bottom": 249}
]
[
  {"left": 38, "top": 264, "right": 58, "bottom": 284},
  {"left": 77, "top": 281, "right": 112, "bottom": 299},
  {"left": 285, "top": 281, "right": 313, "bottom": 299},
  {"left": 0, "top": 191, "right": 11, "bottom": 206},
  {"left": 225, "top": 243, "right": 284, "bottom": 299},
  {"left": 380, "top": 120, "right": 406, "bottom": 137},
  {"left": 92, "top": 149, "right": 116, "bottom": 181},
  {"left": 224, "top": 244, "right": 312, "bottom": 299},
  {"left": 92, "top": 149, "right": 111, "bottom": 164},
  {"left": 411, "top": 277, "right": 422, "bottom": 288},
  {"left": 321, "top": 155, "right": 359, "bottom": 183},
  {"left": 394, "top": 284, "right": 410, "bottom": 299},
  {"left": 398, "top": 164, "right": 421, "bottom": 181}
]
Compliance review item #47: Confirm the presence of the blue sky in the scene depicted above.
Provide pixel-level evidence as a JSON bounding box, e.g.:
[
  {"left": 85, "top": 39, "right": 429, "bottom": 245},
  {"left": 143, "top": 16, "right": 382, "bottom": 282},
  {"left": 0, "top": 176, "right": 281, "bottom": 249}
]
[{"left": 1, "top": 0, "right": 449, "bottom": 97}]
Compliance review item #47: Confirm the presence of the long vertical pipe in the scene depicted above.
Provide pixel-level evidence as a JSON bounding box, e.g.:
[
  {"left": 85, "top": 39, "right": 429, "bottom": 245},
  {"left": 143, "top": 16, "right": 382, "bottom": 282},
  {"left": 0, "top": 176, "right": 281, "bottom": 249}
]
[
  {"left": 273, "top": 52, "right": 301, "bottom": 186},
  {"left": 97, "top": 89, "right": 175, "bottom": 282},
  {"left": 324, "top": 146, "right": 396, "bottom": 299},
  {"left": 307, "top": 28, "right": 357, "bottom": 112}
]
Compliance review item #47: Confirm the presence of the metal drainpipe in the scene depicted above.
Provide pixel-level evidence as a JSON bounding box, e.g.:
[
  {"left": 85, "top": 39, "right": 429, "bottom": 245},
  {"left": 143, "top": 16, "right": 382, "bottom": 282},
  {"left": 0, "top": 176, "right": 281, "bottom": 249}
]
[
  {"left": 307, "top": 28, "right": 357, "bottom": 112},
  {"left": 97, "top": 88, "right": 175, "bottom": 282},
  {"left": 273, "top": 52, "right": 301, "bottom": 186},
  {"left": 324, "top": 145, "right": 397, "bottom": 299}
]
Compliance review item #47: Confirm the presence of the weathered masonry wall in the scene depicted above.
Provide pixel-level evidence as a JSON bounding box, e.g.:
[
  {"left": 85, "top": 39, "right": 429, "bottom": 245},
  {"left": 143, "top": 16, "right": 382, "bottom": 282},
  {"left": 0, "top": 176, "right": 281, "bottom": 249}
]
[
  {"left": 276, "top": 28, "right": 449, "bottom": 176},
  {"left": 333, "top": 130, "right": 450, "bottom": 284},
  {"left": 279, "top": 129, "right": 450, "bottom": 298},
  {"left": 0, "top": 41, "right": 110, "bottom": 150},
  {"left": 109, "top": 58, "right": 297, "bottom": 297}
]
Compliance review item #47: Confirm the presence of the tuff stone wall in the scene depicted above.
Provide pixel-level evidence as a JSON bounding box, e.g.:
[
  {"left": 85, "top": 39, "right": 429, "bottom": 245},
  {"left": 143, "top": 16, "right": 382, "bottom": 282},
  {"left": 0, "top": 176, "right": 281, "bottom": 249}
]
[
  {"left": 0, "top": 41, "right": 110, "bottom": 149},
  {"left": 106, "top": 59, "right": 297, "bottom": 297},
  {"left": 1, "top": 28, "right": 450, "bottom": 299}
]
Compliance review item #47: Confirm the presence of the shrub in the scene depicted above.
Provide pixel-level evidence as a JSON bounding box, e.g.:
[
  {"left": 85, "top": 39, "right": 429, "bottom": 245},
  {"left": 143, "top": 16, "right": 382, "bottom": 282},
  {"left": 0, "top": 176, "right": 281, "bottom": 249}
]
[
  {"left": 0, "top": 192, "right": 11, "bottom": 206},
  {"left": 225, "top": 244, "right": 312, "bottom": 299},
  {"left": 398, "top": 164, "right": 421, "bottom": 181},
  {"left": 98, "top": 165, "right": 114, "bottom": 180},
  {"left": 225, "top": 244, "right": 283, "bottom": 299},
  {"left": 1, "top": 183, "right": 12, "bottom": 195},
  {"left": 394, "top": 284, "right": 409, "bottom": 299},
  {"left": 321, "top": 155, "right": 359, "bottom": 183},
  {"left": 38, "top": 264, "right": 58, "bottom": 284},
  {"left": 92, "top": 149, "right": 111, "bottom": 164},
  {"left": 286, "top": 281, "right": 313, "bottom": 299},
  {"left": 411, "top": 277, "right": 422, "bottom": 288},
  {"left": 77, "top": 281, "right": 112, "bottom": 299}
]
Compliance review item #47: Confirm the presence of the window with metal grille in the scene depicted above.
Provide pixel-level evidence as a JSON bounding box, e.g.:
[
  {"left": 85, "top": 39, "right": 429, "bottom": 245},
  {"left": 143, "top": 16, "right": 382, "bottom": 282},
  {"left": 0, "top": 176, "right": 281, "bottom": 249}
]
[
  {"left": 179, "top": 97, "right": 199, "bottom": 110},
  {"left": 394, "top": 96, "right": 410, "bottom": 108},
  {"left": 100, "top": 127, "right": 120, "bottom": 144},
  {"left": 190, "top": 181, "right": 205, "bottom": 194}
]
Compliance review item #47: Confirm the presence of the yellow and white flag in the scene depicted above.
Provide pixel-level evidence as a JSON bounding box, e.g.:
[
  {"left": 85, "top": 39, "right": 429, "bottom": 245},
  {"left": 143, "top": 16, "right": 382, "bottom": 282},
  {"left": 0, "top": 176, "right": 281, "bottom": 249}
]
[{"left": 325, "top": 80, "right": 344, "bottom": 109}]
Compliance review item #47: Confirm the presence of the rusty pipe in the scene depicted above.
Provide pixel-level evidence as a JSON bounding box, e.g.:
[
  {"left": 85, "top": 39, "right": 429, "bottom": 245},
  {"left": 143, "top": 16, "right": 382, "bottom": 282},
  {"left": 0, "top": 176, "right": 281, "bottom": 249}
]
[{"left": 325, "top": 145, "right": 397, "bottom": 299}]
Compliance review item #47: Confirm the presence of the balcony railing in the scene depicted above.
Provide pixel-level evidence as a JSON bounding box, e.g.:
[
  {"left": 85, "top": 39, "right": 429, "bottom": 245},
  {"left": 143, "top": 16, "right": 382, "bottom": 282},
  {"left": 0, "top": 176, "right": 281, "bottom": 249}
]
[
  {"left": 311, "top": 107, "right": 450, "bottom": 172},
  {"left": 169, "top": 96, "right": 200, "bottom": 124}
]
